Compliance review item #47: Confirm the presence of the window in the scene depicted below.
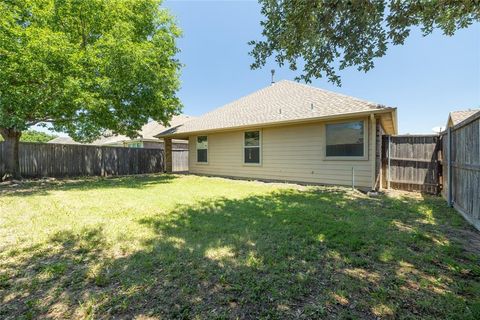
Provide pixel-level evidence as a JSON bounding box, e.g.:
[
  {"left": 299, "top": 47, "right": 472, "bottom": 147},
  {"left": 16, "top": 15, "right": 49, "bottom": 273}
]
[
  {"left": 244, "top": 131, "right": 261, "bottom": 164},
  {"left": 326, "top": 121, "right": 365, "bottom": 157},
  {"left": 196, "top": 136, "right": 208, "bottom": 163},
  {"left": 128, "top": 142, "right": 143, "bottom": 148}
]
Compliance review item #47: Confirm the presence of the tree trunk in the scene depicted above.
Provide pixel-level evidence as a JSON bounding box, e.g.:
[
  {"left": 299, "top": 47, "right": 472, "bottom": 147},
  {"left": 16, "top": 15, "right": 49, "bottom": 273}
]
[{"left": 0, "top": 128, "right": 22, "bottom": 181}]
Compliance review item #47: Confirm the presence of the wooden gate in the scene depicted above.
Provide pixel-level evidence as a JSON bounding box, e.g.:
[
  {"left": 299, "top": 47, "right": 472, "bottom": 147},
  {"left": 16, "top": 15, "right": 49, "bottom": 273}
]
[
  {"left": 172, "top": 150, "right": 189, "bottom": 172},
  {"left": 382, "top": 135, "right": 442, "bottom": 194}
]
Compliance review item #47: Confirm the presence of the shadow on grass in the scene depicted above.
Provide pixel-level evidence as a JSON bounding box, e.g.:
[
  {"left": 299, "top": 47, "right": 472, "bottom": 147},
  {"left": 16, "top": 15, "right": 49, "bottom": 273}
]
[
  {"left": 0, "top": 174, "right": 177, "bottom": 197},
  {"left": 1, "top": 188, "right": 479, "bottom": 319}
]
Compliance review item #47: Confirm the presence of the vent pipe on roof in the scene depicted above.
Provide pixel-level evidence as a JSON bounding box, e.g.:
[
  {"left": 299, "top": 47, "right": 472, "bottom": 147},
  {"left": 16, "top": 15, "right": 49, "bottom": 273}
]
[{"left": 271, "top": 69, "right": 275, "bottom": 85}]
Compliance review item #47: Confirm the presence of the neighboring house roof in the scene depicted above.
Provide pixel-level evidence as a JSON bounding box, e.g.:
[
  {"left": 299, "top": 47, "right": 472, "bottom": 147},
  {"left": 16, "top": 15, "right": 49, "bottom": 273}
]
[
  {"left": 139, "top": 115, "right": 194, "bottom": 140},
  {"left": 157, "top": 80, "right": 397, "bottom": 138},
  {"left": 48, "top": 136, "right": 82, "bottom": 145},
  {"left": 48, "top": 115, "right": 194, "bottom": 145},
  {"left": 447, "top": 109, "right": 480, "bottom": 127}
]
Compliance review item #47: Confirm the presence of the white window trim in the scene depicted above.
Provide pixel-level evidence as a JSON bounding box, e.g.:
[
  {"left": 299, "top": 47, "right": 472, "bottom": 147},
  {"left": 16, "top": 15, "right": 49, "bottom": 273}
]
[
  {"left": 323, "top": 119, "right": 368, "bottom": 161},
  {"left": 243, "top": 130, "right": 262, "bottom": 166},
  {"left": 196, "top": 135, "right": 208, "bottom": 164}
]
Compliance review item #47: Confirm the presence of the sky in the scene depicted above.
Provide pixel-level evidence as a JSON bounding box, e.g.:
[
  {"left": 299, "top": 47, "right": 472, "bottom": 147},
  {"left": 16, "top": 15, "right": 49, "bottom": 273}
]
[
  {"left": 36, "top": 0, "right": 480, "bottom": 135},
  {"left": 163, "top": 0, "right": 479, "bottom": 134}
]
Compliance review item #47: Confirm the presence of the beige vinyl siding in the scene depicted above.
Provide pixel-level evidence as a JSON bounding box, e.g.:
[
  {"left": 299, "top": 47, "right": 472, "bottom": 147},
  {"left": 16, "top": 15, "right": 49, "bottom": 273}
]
[{"left": 188, "top": 117, "right": 375, "bottom": 188}]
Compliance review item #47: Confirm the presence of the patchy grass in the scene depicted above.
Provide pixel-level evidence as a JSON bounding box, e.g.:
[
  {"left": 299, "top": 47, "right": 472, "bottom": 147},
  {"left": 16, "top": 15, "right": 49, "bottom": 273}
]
[{"left": 0, "top": 174, "right": 479, "bottom": 319}]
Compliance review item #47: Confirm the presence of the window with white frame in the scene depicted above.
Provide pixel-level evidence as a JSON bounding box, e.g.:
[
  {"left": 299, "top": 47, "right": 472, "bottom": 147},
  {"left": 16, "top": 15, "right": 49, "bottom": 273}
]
[
  {"left": 196, "top": 136, "right": 208, "bottom": 163},
  {"left": 128, "top": 141, "right": 143, "bottom": 148},
  {"left": 325, "top": 120, "right": 365, "bottom": 157},
  {"left": 244, "top": 131, "right": 261, "bottom": 164}
]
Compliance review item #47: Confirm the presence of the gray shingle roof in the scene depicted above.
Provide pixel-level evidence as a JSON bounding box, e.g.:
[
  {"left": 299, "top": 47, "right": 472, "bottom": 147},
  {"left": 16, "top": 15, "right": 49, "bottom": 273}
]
[
  {"left": 158, "top": 80, "right": 394, "bottom": 137},
  {"left": 449, "top": 109, "right": 480, "bottom": 126},
  {"left": 48, "top": 115, "right": 193, "bottom": 145},
  {"left": 48, "top": 136, "right": 82, "bottom": 145},
  {"left": 137, "top": 115, "right": 194, "bottom": 140}
]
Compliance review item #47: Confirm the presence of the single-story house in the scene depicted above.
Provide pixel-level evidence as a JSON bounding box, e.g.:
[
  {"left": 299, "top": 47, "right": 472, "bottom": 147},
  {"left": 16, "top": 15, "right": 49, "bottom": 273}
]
[
  {"left": 157, "top": 80, "right": 397, "bottom": 190},
  {"left": 447, "top": 109, "right": 480, "bottom": 127},
  {"left": 48, "top": 115, "right": 193, "bottom": 150}
]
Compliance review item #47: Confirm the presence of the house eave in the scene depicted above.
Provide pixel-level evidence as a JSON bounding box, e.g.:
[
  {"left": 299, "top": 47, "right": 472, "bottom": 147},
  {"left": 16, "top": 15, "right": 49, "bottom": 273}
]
[{"left": 156, "top": 108, "right": 397, "bottom": 139}]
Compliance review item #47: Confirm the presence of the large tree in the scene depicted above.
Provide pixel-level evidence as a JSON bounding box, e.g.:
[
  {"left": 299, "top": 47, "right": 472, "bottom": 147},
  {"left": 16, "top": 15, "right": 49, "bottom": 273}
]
[
  {"left": 250, "top": 0, "right": 480, "bottom": 85},
  {"left": 0, "top": 0, "right": 181, "bottom": 180}
]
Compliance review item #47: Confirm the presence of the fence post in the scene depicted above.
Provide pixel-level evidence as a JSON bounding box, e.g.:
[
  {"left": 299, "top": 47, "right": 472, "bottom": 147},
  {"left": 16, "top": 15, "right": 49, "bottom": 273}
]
[
  {"left": 165, "top": 138, "right": 173, "bottom": 173},
  {"left": 100, "top": 147, "right": 105, "bottom": 177},
  {"left": 387, "top": 135, "right": 391, "bottom": 189},
  {"left": 351, "top": 167, "right": 355, "bottom": 190},
  {"left": 447, "top": 127, "right": 453, "bottom": 207}
]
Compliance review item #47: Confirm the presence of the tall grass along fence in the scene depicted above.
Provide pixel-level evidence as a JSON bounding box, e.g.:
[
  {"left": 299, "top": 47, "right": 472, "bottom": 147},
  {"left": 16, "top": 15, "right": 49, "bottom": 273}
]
[
  {"left": 0, "top": 142, "right": 166, "bottom": 178},
  {"left": 442, "top": 111, "right": 480, "bottom": 231},
  {"left": 382, "top": 111, "right": 479, "bottom": 231}
]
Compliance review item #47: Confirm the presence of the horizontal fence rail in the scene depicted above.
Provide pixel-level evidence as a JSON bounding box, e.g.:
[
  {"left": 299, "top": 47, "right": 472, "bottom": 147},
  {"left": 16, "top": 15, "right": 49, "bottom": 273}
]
[{"left": 0, "top": 142, "right": 166, "bottom": 178}]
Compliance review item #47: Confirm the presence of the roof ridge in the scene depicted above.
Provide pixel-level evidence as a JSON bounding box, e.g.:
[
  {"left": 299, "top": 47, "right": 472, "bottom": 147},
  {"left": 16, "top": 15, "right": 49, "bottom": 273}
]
[
  {"left": 194, "top": 80, "right": 392, "bottom": 120},
  {"left": 279, "top": 79, "right": 391, "bottom": 109},
  {"left": 450, "top": 108, "right": 480, "bottom": 113}
]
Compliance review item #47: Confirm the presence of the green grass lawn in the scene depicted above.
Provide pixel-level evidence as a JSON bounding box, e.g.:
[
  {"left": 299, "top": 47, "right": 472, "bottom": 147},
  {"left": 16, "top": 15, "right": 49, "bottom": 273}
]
[{"left": 1, "top": 174, "right": 479, "bottom": 319}]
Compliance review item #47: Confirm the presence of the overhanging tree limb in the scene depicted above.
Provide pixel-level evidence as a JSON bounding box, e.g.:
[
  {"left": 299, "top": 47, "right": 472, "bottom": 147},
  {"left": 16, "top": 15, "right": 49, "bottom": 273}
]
[{"left": 250, "top": 0, "right": 480, "bottom": 86}]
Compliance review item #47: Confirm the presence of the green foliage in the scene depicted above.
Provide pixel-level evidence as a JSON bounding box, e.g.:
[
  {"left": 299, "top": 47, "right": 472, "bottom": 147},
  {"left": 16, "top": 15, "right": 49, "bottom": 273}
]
[
  {"left": 20, "top": 130, "right": 57, "bottom": 143},
  {"left": 0, "top": 0, "right": 182, "bottom": 141},
  {"left": 250, "top": 1, "right": 480, "bottom": 85},
  {"left": 0, "top": 130, "right": 57, "bottom": 142}
]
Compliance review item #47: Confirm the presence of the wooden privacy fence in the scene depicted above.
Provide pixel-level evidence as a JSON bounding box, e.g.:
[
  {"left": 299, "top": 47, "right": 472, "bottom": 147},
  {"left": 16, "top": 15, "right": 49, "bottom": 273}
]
[
  {"left": 0, "top": 142, "right": 166, "bottom": 178},
  {"left": 442, "top": 112, "right": 480, "bottom": 230},
  {"left": 382, "top": 135, "right": 442, "bottom": 194},
  {"left": 381, "top": 111, "right": 479, "bottom": 231},
  {"left": 172, "top": 150, "right": 189, "bottom": 172}
]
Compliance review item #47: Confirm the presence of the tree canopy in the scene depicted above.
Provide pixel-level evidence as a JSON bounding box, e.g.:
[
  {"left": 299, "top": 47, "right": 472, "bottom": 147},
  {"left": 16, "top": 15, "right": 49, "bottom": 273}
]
[
  {"left": 249, "top": 0, "right": 480, "bottom": 86},
  {"left": 0, "top": 0, "right": 181, "bottom": 140},
  {"left": 0, "top": 0, "right": 182, "bottom": 178}
]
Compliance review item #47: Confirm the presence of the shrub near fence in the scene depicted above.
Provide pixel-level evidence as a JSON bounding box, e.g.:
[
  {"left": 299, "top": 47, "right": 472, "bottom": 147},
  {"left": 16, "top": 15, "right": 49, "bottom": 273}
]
[{"left": 0, "top": 142, "right": 165, "bottom": 178}]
